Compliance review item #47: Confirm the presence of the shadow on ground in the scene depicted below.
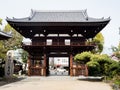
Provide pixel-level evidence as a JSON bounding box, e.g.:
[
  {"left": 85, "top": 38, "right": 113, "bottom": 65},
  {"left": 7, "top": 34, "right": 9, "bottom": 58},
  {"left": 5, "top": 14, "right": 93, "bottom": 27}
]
[
  {"left": 0, "top": 76, "right": 26, "bottom": 86},
  {"left": 77, "top": 76, "right": 104, "bottom": 82}
]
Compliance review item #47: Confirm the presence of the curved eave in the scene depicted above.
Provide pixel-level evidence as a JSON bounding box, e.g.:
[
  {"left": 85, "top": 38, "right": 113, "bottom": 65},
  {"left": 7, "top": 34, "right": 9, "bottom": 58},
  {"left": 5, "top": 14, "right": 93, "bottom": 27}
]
[
  {"left": 6, "top": 18, "right": 110, "bottom": 39},
  {"left": 6, "top": 19, "right": 110, "bottom": 28},
  {"left": 0, "top": 36, "right": 11, "bottom": 40},
  {"left": 6, "top": 17, "right": 110, "bottom": 23},
  {"left": 0, "top": 31, "right": 12, "bottom": 40}
]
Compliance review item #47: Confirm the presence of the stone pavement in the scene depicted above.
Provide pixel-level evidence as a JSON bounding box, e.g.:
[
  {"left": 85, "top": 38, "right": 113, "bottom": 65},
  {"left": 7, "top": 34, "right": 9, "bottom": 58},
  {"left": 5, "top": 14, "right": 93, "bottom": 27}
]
[{"left": 0, "top": 76, "right": 112, "bottom": 90}]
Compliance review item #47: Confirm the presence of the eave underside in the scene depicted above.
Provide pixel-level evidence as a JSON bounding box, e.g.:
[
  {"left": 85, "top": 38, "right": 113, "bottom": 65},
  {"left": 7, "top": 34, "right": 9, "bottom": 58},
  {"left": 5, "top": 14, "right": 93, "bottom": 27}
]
[
  {"left": 7, "top": 21, "right": 109, "bottom": 39},
  {"left": 0, "top": 33, "right": 12, "bottom": 40},
  {"left": 0, "top": 36, "right": 10, "bottom": 40}
]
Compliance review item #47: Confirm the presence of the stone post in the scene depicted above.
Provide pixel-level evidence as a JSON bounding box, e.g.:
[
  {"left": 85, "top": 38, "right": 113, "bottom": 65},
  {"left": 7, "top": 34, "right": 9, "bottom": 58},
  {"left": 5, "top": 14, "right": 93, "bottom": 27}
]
[{"left": 5, "top": 51, "right": 14, "bottom": 78}]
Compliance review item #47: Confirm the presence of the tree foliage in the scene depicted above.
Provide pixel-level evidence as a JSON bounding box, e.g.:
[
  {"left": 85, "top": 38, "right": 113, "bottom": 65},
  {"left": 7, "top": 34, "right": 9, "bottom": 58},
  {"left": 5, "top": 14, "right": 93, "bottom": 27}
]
[
  {"left": 0, "top": 41, "right": 7, "bottom": 59},
  {"left": 92, "top": 33, "right": 104, "bottom": 54},
  {"left": 86, "top": 61, "right": 100, "bottom": 76},
  {"left": 0, "top": 23, "right": 23, "bottom": 60},
  {"left": 74, "top": 51, "right": 115, "bottom": 76},
  {"left": 74, "top": 51, "right": 92, "bottom": 64},
  {"left": 109, "top": 61, "right": 120, "bottom": 77},
  {"left": 94, "top": 33, "right": 104, "bottom": 44},
  {"left": 91, "top": 54, "right": 113, "bottom": 76},
  {"left": 21, "top": 50, "right": 28, "bottom": 72},
  {"left": 21, "top": 50, "right": 28, "bottom": 63},
  {"left": 111, "top": 43, "right": 120, "bottom": 86},
  {"left": 0, "top": 19, "right": 2, "bottom": 25},
  {"left": 0, "top": 19, "right": 7, "bottom": 59},
  {"left": 111, "top": 44, "right": 120, "bottom": 60},
  {"left": 3, "top": 24, "right": 23, "bottom": 49}
]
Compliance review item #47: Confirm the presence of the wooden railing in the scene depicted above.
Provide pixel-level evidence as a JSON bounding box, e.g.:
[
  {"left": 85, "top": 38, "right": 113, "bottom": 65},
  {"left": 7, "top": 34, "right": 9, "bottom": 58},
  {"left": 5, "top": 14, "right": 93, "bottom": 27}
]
[{"left": 22, "top": 42, "right": 96, "bottom": 46}]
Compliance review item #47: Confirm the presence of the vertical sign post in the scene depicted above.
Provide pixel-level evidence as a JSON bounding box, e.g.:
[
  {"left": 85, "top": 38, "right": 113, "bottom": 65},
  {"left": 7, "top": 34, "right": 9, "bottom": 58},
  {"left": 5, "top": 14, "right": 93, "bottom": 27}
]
[{"left": 5, "top": 51, "right": 14, "bottom": 78}]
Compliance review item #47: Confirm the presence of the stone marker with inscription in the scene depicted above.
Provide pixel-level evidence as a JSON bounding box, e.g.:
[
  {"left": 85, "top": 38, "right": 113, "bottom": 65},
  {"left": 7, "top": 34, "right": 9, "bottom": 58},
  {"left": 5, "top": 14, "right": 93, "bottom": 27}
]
[{"left": 5, "top": 50, "right": 14, "bottom": 78}]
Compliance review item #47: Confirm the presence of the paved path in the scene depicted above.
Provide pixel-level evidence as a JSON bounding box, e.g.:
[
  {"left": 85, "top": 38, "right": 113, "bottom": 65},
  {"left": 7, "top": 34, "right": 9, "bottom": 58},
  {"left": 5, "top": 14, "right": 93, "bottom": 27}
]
[{"left": 0, "top": 76, "right": 112, "bottom": 90}]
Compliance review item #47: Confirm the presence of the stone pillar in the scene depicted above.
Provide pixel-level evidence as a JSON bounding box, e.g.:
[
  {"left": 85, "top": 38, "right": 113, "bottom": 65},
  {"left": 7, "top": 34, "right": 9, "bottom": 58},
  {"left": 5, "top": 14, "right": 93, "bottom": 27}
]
[
  {"left": 5, "top": 51, "right": 14, "bottom": 78},
  {"left": 70, "top": 54, "right": 73, "bottom": 76},
  {"left": 43, "top": 54, "right": 46, "bottom": 76}
]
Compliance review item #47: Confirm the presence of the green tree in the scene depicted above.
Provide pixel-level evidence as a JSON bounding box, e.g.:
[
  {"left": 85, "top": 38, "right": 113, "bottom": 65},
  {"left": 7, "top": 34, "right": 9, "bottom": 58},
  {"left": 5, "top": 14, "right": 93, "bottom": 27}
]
[
  {"left": 109, "top": 61, "right": 120, "bottom": 77},
  {"left": 0, "top": 19, "right": 8, "bottom": 59},
  {"left": 94, "top": 54, "right": 112, "bottom": 76},
  {"left": 21, "top": 50, "right": 28, "bottom": 72},
  {"left": 74, "top": 51, "right": 113, "bottom": 76},
  {"left": 0, "top": 41, "right": 7, "bottom": 59},
  {"left": 3, "top": 24, "right": 23, "bottom": 50},
  {"left": 111, "top": 44, "right": 120, "bottom": 60},
  {"left": 0, "top": 23, "right": 23, "bottom": 60},
  {"left": 74, "top": 51, "right": 92, "bottom": 64},
  {"left": 92, "top": 33, "right": 104, "bottom": 54},
  {"left": 21, "top": 50, "right": 28, "bottom": 63},
  {"left": 0, "top": 19, "right": 2, "bottom": 25},
  {"left": 86, "top": 61, "right": 100, "bottom": 76}
]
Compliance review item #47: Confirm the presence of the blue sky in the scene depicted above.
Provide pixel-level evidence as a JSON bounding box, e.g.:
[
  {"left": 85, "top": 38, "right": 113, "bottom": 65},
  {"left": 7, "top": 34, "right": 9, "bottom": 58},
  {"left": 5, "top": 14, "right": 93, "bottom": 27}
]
[{"left": 0, "top": 0, "right": 120, "bottom": 49}]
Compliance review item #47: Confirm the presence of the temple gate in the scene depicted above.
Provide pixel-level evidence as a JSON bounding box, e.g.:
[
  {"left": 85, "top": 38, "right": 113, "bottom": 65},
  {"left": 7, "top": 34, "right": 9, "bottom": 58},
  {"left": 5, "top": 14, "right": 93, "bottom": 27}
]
[{"left": 7, "top": 10, "right": 110, "bottom": 76}]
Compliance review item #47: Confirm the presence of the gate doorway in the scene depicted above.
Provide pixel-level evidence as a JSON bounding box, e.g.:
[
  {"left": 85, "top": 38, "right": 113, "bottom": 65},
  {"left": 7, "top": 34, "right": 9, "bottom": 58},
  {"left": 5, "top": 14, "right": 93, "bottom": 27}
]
[{"left": 48, "top": 57, "right": 69, "bottom": 76}]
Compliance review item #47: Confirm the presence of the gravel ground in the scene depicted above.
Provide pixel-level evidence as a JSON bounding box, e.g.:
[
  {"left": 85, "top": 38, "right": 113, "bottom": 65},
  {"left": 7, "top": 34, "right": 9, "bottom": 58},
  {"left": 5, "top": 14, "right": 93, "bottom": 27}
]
[{"left": 0, "top": 76, "right": 112, "bottom": 90}]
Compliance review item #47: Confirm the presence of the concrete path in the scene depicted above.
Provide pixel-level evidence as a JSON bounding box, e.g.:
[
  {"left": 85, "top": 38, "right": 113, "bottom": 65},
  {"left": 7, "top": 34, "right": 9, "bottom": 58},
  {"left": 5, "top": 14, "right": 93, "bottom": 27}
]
[{"left": 0, "top": 76, "right": 112, "bottom": 90}]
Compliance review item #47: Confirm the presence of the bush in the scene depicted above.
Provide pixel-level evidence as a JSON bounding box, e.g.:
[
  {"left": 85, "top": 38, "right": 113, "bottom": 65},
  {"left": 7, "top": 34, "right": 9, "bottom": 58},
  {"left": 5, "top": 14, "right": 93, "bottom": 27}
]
[
  {"left": 114, "top": 80, "right": 120, "bottom": 87},
  {"left": 113, "top": 75, "right": 120, "bottom": 88},
  {"left": 95, "top": 54, "right": 112, "bottom": 76},
  {"left": 74, "top": 52, "right": 119, "bottom": 78},
  {"left": 109, "top": 61, "right": 118, "bottom": 77},
  {"left": 74, "top": 51, "right": 92, "bottom": 64},
  {"left": 87, "top": 61, "right": 100, "bottom": 76},
  {"left": 90, "top": 54, "right": 112, "bottom": 76}
]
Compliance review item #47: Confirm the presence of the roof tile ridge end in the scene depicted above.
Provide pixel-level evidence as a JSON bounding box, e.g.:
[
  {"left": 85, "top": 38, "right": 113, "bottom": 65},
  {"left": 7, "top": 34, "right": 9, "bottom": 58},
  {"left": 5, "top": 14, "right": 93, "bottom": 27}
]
[
  {"left": 29, "top": 9, "right": 36, "bottom": 20},
  {"left": 82, "top": 9, "right": 88, "bottom": 20}
]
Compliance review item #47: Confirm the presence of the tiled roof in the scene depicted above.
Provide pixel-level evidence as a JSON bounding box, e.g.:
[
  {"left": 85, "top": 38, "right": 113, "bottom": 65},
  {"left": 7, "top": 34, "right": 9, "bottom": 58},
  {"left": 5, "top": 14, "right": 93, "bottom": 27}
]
[
  {"left": 0, "top": 31, "right": 12, "bottom": 40},
  {"left": 6, "top": 10, "right": 110, "bottom": 22}
]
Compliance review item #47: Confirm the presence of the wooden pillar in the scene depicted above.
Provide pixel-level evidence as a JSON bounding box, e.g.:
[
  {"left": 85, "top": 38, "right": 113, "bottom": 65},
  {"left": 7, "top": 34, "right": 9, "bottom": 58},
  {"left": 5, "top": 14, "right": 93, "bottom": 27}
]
[
  {"left": 70, "top": 54, "right": 73, "bottom": 76},
  {"left": 85, "top": 65, "right": 88, "bottom": 76},
  {"left": 70, "top": 33, "right": 73, "bottom": 76},
  {"left": 58, "top": 34, "right": 59, "bottom": 45},
  {"left": 43, "top": 54, "right": 46, "bottom": 76},
  {"left": 43, "top": 33, "right": 47, "bottom": 76},
  {"left": 27, "top": 56, "right": 31, "bottom": 76}
]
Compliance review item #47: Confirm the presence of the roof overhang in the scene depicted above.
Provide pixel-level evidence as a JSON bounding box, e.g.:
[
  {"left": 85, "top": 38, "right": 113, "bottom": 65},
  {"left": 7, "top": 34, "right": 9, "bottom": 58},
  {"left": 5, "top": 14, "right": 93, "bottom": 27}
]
[
  {"left": 0, "top": 31, "right": 12, "bottom": 40},
  {"left": 7, "top": 20, "right": 110, "bottom": 39},
  {"left": 6, "top": 10, "right": 110, "bottom": 39}
]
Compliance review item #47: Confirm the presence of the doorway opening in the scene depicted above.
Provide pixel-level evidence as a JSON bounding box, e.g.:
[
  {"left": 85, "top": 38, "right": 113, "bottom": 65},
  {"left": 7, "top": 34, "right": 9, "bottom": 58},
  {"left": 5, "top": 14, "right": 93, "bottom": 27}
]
[{"left": 48, "top": 57, "right": 69, "bottom": 76}]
